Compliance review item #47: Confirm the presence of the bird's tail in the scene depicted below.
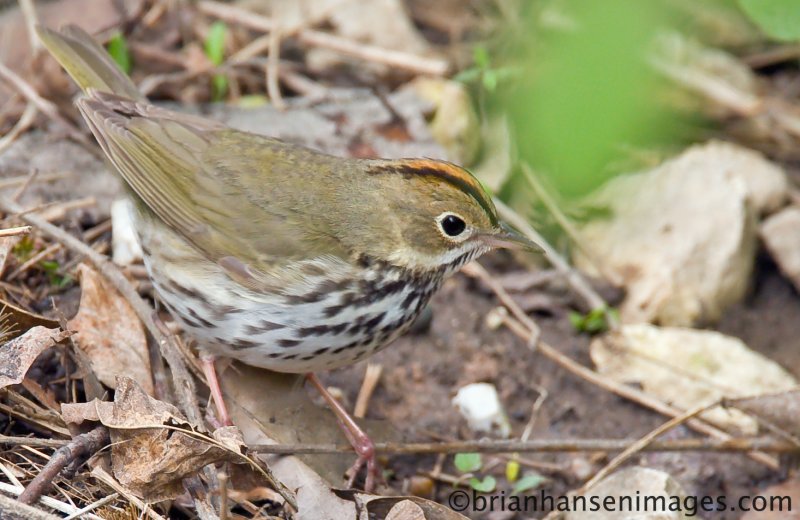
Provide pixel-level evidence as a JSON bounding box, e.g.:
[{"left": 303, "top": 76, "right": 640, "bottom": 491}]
[{"left": 36, "top": 24, "right": 142, "bottom": 100}]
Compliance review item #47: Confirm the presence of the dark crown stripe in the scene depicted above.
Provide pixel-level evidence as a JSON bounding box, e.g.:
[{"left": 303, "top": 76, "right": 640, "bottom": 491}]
[{"left": 370, "top": 160, "right": 498, "bottom": 226}]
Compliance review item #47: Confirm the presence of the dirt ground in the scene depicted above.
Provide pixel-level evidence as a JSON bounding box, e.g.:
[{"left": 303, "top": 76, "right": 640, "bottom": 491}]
[{"left": 321, "top": 251, "right": 799, "bottom": 519}]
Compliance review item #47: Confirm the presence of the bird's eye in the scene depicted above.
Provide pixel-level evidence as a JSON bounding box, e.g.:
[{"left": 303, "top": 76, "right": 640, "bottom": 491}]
[{"left": 439, "top": 214, "right": 467, "bottom": 237}]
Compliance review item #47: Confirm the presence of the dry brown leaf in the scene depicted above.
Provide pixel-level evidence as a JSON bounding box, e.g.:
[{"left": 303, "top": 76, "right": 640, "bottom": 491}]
[
  {"left": 101, "top": 377, "right": 237, "bottom": 501},
  {"left": 0, "top": 326, "right": 71, "bottom": 389},
  {"left": 0, "top": 298, "right": 60, "bottom": 340},
  {"left": 68, "top": 263, "right": 153, "bottom": 395},
  {"left": 728, "top": 390, "right": 800, "bottom": 441},
  {"left": 365, "top": 495, "right": 469, "bottom": 520}
]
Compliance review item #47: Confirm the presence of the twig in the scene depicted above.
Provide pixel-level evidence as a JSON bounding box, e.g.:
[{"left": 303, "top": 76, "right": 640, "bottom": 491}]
[
  {"left": 354, "top": 363, "right": 382, "bottom": 419},
  {"left": 0, "top": 62, "right": 92, "bottom": 150},
  {"left": 297, "top": 30, "right": 449, "bottom": 76},
  {"left": 494, "top": 198, "right": 615, "bottom": 321},
  {"left": 91, "top": 467, "right": 167, "bottom": 520},
  {"left": 197, "top": 1, "right": 449, "bottom": 76},
  {"left": 63, "top": 493, "right": 119, "bottom": 520},
  {"left": 0, "top": 172, "right": 68, "bottom": 189},
  {"left": 12, "top": 168, "right": 40, "bottom": 201},
  {"left": 461, "top": 262, "right": 541, "bottom": 346},
  {"left": 266, "top": 27, "right": 285, "bottom": 110},
  {"left": 0, "top": 102, "right": 37, "bottom": 156},
  {"left": 18, "top": 426, "right": 110, "bottom": 505},
  {"left": 579, "top": 402, "right": 714, "bottom": 493},
  {"left": 0, "top": 225, "right": 31, "bottom": 238},
  {"left": 0, "top": 481, "right": 102, "bottom": 519},
  {"left": 0, "top": 492, "right": 59, "bottom": 520},
  {"left": 0, "top": 435, "right": 68, "bottom": 448},
  {"left": 0, "top": 196, "right": 203, "bottom": 426},
  {"left": 500, "top": 314, "right": 779, "bottom": 469},
  {"left": 218, "top": 471, "right": 229, "bottom": 520},
  {"left": 250, "top": 436, "right": 798, "bottom": 455},
  {"left": 520, "top": 163, "right": 622, "bottom": 289}
]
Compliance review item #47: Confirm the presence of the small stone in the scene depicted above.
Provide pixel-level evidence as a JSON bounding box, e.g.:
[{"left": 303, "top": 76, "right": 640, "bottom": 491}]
[
  {"left": 761, "top": 206, "right": 800, "bottom": 293},
  {"left": 452, "top": 383, "right": 511, "bottom": 438}
]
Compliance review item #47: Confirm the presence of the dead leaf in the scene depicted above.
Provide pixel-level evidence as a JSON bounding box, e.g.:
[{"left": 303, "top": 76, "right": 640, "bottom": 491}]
[
  {"left": 62, "top": 378, "right": 234, "bottom": 501},
  {"left": 0, "top": 326, "right": 71, "bottom": 389},
  {"left": 591, "top": 324, "right": 797, "bottom": 434},
  {"left": 363, "top": 495, "right": 469, "bottom": 520},
  {"left": 223, "top": 363, "right": 403, "bottom": 516},
  {"left": 384, "top": 499, "right": 425, "bottom": 520},
  {"left": 68, "top": 263, "right": 153, "bottom": 395},
  {"left": 727, "top": 390, "right": 800, "bottom": 441},
  {"left": 566, "top": 467, "right": 686, "bottom": 520},
  {"left": 0, "top": 298, "right": 60, "bottom": 340}
]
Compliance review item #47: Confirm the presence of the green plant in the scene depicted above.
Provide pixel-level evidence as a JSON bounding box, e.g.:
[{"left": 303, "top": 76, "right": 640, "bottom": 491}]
[
  {"left": 738, "top": 0, "right": 800, "bottom": 41},
  {"left": 455, "top": 45, "right": 519, "bottom": 94},
  {"left": 106, "top": 32, "right": 131, "bottom": 74},
  {"left": 454, "top": 452, "right": 482, "bottom": 473},
  {"left": 569, "top": 306, "right": 618, "bottom": 334},
  {"left": 40, "top": 260, "right": 72, "bottom": 288},
  {"left": 204, "top": 21, "right": 228, "bottom": 101}
]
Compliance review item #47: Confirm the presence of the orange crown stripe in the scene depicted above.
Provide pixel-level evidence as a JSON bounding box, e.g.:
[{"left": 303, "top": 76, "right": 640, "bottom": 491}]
[{"left": 370, "top": 159, "right": 498, "bottom": 225}]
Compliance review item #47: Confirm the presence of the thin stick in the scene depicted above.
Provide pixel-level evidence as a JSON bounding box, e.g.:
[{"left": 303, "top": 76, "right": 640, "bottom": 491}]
[
  {"left": 266, "top": 26, "right": 285, "bottom": 110},
  {"left": 494, "top": 198, "right": 615, "bottom": 320},
  {"left": 0, "top": 102, "right": 37, "bottom": 156},
  {"left": 197, "top": 1, "right": 449, "bottom": 76},
  {"left": 218, "top": 471, "right": 229, "bottom": 520},
  {"left": 0, "top": 482, "right": 103, "bottom": 519},
  {"left": 249, "top": 436, "right": 798, "bottom": 455},
  {"left": 0, "top": 491, "right": 60, "bottom": 520},
  {"left": 0, "top": 225, "right": 31, "bottom": 238},
  {"left": 0, "top": 196, "right": 203, "bottom": 427},
  {"left": 0, "top": 62, "right": 91, "bottom": 149},
  {"left": 91, "top": 467, "right": 166, "bottom": 520},
  {"left": 354, "top": 363, "right": 383, "bottom": 419},
  {"left": 520, "top": 163, "right": 622, "bottom": 289},
  {"left": 0, "top": 172, "right": 69, "bottom": 189},
  {"left": 579, "top": 402, "right": 714, "bottom": 492},
  {"left": 63, "top": 493, "right": 119, "bottom": 520},
  {"left": 500, "top": 314, "right": 779, "bottom": 469},
  {"left": 18, "top": 426, "right": 110, "bottom": 505}
]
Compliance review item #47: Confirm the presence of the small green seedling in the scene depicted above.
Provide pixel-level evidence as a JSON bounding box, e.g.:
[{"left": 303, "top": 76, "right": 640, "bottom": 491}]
[
  {"left": 569, "top": 306, "right": 618, "bottom": 334},
  {"left": 454, "top": 452, "right": 482, "bottom": 473},
  {"left": 106, "top": 32, "right": 131, "bottom": 74},
  {"left": 205, "top": 21, "right": 228, "bottom": 101}
]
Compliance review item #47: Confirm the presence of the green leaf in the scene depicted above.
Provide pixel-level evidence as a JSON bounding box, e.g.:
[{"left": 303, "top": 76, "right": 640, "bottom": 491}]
[
  {"left": 473, "top": 45, "right": 490, "bottom": 69},
  {"left": 454, "top": 453, "right": 482, "bottom": 473},
  {"left": 512, "top": 473, "right": 548, "bottom": 494},
  {"left": 205, "top": 21, "right": 228, "bottom": 101},
  {"left": 205, "top": 21, "right": 227, "bottom": 65},
  {"left": 738, "top": 0, "right": 800, "bottom": 41},
  {"left": 469, "top": 475, "right": 496, "bottom": 493},
  {"left": 106, "top": 32, "right": 131, "bottom": 74},
  {"left": 569, "top": 307, "right": 613, "bottom": 334}
]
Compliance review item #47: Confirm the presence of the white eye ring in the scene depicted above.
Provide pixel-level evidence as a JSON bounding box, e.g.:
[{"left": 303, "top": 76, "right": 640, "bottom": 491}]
[{"left": 436, "top": 212, "right": 468, "bottom": 240}]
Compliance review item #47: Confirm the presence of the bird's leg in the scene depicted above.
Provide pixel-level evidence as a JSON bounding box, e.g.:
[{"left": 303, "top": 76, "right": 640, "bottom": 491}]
[
  {"left": 200, "top": 354, "right": 233, "bottom": 427},
  {"left": 305, "top": 373, "right": 379, "bottom": 492}
]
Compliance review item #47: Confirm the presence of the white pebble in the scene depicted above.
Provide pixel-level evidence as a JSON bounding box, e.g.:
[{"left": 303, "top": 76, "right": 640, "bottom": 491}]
[{"left": 452, "top": 383, "right": 511, "bottom": 438}]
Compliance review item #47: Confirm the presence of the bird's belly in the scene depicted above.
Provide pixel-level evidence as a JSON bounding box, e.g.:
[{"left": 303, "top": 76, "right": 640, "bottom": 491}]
[{"left": 144, "top": 251, "right": 437, "bottom": 374}]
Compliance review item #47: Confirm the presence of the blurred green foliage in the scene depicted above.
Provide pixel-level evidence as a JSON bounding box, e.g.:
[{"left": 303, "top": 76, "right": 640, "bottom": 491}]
[
  {"left": 205, "top": 21, "right": 228, "bottom": 101},
  {"left": 737, "top": 0, "right": 800, "bottom": 41},
  {"left": 491, "top": 0, "right": 689, "bottom": 197},
  {"left": 106, "top": 32, "right": 132, "bottom": 75}
]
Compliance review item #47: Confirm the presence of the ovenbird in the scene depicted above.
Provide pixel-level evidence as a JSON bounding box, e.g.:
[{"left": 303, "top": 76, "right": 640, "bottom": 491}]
[{"left": 37, "top": 25, "right": 537, "bottom": 490}]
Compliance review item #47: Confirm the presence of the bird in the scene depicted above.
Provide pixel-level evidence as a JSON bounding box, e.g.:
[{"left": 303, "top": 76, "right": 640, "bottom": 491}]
[{"left": 36, "top": 24, "right": 538, "bottom": 491}]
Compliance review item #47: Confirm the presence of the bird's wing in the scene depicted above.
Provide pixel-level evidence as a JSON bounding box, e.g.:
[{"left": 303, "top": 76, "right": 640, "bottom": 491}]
[{"left": 78, "top": 91, "right": 350, "bottom": 287}]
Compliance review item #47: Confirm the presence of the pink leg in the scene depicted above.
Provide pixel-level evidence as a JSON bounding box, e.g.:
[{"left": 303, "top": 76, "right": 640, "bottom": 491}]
[
  {"left": 201, "top": 355, "right": 232, "bottom": 427},
  {"left": 306, "top": 373, "right": 379, "bottom": 492}
]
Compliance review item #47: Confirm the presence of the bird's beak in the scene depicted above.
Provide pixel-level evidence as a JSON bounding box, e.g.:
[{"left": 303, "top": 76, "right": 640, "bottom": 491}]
[{"left": 479, "top": 223, "right": 542, "bottom": 252}]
